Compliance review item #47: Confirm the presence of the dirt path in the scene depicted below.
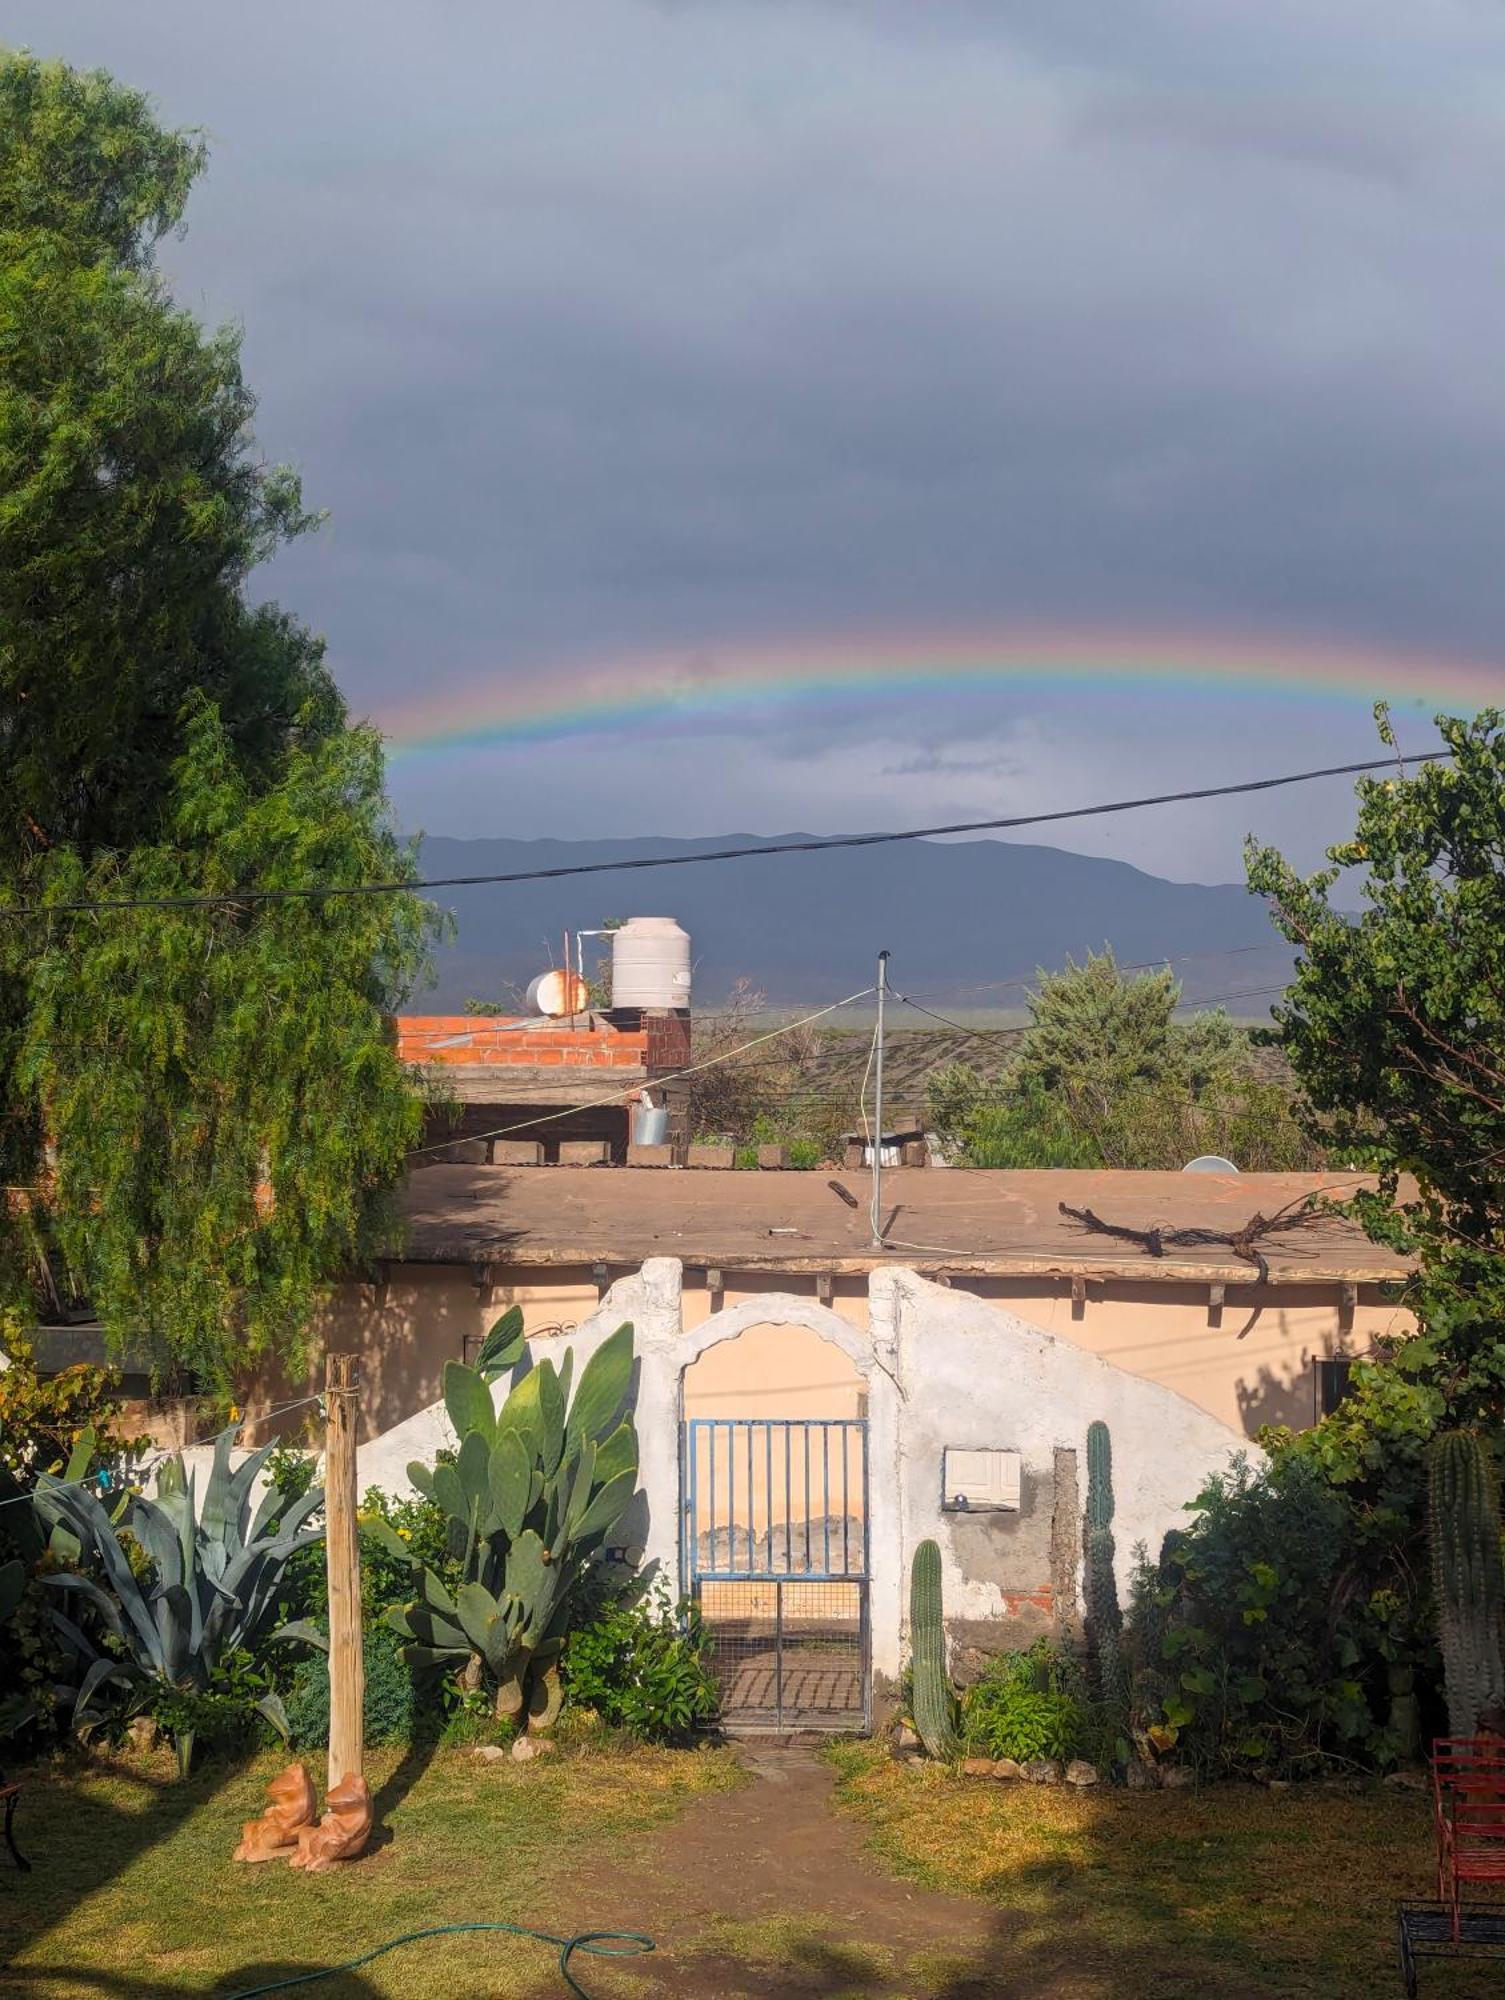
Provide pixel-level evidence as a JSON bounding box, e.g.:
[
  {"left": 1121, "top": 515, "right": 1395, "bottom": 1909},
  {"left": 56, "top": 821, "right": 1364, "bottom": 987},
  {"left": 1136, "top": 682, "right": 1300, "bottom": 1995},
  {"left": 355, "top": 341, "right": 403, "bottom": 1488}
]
[{"left": 556, "top": 1747, "right": 1004, "bottom": 1997}]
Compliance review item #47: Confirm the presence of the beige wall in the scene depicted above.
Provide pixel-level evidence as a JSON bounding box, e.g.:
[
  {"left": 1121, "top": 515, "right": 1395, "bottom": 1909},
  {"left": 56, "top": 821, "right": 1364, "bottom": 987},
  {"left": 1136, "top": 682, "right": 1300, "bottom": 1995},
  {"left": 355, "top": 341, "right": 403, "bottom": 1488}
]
[{"left": 248, "top": 1259, "right": 1410, "bottom": 1446}]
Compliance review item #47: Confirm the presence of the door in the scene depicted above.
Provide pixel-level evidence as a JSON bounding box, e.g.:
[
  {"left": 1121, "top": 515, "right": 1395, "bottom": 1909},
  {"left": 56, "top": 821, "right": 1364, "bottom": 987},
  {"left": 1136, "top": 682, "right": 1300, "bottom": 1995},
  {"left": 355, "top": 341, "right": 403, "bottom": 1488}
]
[{"left": 683, "top": 1416, "right": 870, "bottom": 1732}]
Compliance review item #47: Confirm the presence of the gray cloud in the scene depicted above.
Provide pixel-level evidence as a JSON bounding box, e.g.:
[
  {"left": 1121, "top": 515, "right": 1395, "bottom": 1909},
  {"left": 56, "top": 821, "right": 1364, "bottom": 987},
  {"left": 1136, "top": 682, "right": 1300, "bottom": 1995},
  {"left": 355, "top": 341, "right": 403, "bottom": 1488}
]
[{"left": 7, "top": 0, "right": 1505, "bottom": 884}]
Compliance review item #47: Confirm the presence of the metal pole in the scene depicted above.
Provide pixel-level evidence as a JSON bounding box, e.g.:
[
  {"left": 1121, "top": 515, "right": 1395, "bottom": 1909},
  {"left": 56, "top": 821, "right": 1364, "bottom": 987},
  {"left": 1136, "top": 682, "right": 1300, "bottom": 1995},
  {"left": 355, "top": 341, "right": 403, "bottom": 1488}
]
[{"left": 869, "top": 949, "right": 889, "bottom": 1247}]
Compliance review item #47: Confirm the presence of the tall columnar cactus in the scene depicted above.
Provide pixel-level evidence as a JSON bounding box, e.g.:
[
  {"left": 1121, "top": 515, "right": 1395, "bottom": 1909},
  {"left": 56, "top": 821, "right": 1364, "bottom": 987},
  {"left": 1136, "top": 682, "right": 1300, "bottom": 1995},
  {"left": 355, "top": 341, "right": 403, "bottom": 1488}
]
[
  {"left": 1083, "top": 1420, "right": 1129, "bottom": 1718},
  {"left": 909, "top": 1537, "right": 957, "bottom": 1760},
  {"left": 1427, "top": 1429, "right": 1505, "bottom": 1738},
  {"left": 1086, "top": 1419, "right": 1114, "bottom": 1532}
]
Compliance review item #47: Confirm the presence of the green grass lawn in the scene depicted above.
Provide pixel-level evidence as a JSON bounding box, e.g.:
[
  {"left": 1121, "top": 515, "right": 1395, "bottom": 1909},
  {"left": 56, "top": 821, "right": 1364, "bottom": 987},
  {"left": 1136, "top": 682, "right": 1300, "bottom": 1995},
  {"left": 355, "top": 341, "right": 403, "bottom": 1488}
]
[
  {"left": 4, "top": 1737, "right": 1494, "bottom": 2000},
  {"left": 826, "top": 1743, "right": 1476, "bottom": 1998},
  {"left": 0, "top": 1738, "right": 739, "bottom": 1999}
]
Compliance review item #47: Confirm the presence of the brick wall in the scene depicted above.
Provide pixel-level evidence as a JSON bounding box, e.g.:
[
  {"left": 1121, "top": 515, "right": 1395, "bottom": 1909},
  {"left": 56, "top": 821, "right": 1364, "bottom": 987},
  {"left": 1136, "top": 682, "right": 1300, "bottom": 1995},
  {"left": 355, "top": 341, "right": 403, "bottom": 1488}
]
[{"left": 397, "top": 1015, "right": 647, "bottom": 1070}]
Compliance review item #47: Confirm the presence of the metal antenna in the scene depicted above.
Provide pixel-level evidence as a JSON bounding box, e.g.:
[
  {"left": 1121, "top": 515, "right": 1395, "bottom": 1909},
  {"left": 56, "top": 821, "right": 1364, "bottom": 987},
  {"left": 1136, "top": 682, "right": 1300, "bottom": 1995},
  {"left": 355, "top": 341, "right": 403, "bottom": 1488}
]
[{"left": 870, "top": 949, "right": 890, "bottom": 1247}]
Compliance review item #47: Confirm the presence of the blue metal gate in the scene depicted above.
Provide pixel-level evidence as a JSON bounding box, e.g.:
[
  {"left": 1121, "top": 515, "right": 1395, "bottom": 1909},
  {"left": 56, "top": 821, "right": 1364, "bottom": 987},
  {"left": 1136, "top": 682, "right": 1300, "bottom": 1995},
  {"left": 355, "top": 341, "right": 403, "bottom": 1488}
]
[{"left": 683, "top": 1417, "right": 870, "bottom": 1732}]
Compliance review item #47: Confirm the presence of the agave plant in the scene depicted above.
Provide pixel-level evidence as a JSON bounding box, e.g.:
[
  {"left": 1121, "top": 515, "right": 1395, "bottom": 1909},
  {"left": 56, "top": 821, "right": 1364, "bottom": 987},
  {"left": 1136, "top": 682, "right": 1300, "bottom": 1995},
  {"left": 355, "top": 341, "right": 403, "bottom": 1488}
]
[
  {"left": 34, "top": 1425, "right": 325, "bottom": 1774},
  {"left": 1, "top": 1423, "right": 120, "bottom": 1739},
  {"left": 384, "top": 1309, "right": 638, "bottom": 1730}
]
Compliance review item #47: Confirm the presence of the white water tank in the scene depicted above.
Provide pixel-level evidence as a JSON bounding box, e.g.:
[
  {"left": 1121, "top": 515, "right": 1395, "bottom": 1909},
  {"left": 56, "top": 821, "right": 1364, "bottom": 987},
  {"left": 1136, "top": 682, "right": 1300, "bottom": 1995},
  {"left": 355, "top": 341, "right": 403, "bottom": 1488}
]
[{"left": 611, "top": 917, "right": 691, "bottom": 1009}]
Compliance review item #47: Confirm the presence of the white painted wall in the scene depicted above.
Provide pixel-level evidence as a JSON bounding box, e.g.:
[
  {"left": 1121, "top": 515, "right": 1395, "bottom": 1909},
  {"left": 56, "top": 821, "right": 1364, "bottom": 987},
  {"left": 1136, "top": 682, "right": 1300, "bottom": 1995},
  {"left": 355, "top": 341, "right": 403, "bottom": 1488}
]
[{"left": 352, "top": 1258, "right": 1252, "bottom": 1681}]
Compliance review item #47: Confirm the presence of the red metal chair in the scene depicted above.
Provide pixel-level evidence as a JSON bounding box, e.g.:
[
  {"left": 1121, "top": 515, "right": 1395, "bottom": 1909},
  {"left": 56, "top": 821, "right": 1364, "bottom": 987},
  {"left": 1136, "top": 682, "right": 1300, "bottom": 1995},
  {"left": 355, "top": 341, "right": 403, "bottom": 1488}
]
[{"left": 1431, "top": 1737, "right": 1505, "bottom": 1938}]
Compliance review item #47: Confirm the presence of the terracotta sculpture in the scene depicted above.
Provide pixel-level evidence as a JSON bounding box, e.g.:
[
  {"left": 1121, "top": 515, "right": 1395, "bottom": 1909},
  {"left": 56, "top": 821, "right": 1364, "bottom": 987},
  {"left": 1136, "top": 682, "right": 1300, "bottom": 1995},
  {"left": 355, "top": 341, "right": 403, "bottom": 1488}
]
[
  {"left": 288, "top": 1771, "right": 372, "bottom": 1873},
  {"left": 233, "top": 1761, "right": 317, "bottom": 1863}
]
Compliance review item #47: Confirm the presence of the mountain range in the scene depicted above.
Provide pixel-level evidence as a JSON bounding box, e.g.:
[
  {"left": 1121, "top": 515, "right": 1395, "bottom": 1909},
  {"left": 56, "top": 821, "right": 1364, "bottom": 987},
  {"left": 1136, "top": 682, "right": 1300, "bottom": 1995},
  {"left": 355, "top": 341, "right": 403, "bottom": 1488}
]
[{"left": 412, "top": 832, "right": 1295, "bottom": 1015}]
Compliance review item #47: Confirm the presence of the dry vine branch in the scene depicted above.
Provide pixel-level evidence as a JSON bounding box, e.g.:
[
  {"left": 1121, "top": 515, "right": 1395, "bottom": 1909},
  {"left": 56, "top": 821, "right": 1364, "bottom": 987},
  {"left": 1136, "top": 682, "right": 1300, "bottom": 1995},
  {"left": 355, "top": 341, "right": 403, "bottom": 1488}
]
[{"left": 1057, "top": 1190, "right": 1337, "bottom": 1336}]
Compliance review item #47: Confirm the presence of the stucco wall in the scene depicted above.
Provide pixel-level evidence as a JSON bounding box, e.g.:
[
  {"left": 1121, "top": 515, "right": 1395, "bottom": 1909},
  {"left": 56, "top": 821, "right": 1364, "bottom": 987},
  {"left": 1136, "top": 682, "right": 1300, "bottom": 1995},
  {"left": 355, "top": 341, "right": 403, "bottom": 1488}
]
[
  {"left": 259, "top": 1255, "right": 1397, "bottom": 1449},
  {"left": 340, "top": 1257, "right": 1252, "bottom": 1679}
]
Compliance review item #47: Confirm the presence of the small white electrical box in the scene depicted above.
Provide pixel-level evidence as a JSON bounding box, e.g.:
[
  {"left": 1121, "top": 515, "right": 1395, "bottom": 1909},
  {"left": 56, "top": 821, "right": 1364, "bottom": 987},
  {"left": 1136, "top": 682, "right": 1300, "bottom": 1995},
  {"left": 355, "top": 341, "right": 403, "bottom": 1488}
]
[{"left": 942, "top": 1447, "right": 1022, "bottom": 1512}]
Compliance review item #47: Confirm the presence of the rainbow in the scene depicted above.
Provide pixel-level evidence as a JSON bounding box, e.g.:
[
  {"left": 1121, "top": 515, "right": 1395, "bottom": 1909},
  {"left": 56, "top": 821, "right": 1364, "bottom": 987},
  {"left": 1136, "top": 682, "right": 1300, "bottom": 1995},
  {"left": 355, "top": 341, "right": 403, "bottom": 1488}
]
[{"left": 378, "top": 626, "right": 1505, "bottom": 759}]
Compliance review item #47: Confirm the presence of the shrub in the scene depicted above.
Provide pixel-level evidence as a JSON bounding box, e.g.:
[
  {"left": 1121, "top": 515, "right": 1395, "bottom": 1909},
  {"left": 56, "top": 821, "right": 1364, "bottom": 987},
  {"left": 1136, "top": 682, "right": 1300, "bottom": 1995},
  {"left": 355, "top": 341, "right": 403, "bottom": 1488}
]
[
  {"left": 284, "top": 1620, "right": 424, "bottom": 1750},
  {"left": 960, "top": 1639, "right": 1088, "bottom": 1762},
  {"left": 1125, "top": 1451, "right": 1418, "bottom": 1776},
  {"left": 562, "top": 1586, "right": 719, "bottom": 1743}
]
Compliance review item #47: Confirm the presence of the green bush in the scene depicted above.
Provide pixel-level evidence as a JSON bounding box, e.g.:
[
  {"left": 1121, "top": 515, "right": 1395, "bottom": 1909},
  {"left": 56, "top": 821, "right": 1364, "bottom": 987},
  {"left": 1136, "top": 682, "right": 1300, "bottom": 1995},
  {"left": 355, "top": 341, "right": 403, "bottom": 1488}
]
[
  {"left": 1125, "top": 1450, "right": 1427, "bottom": 1776},
  {"left": 562, "top": 1586, "right": 719, "bottom": 1743},
  {"left": 960, "top": 1640, "right": 1088, "bottom": 1761},
  {"left": 284, "top": 1621, "right": 424, "bottom": 1750}
]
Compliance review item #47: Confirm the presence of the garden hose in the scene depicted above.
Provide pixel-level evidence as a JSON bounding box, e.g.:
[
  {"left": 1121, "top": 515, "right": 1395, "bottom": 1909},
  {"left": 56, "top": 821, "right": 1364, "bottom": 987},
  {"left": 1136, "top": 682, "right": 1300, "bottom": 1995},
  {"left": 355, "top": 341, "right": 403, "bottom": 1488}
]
[{"left": 223, "top": 1919, "right": 655, "bottom": 1999}]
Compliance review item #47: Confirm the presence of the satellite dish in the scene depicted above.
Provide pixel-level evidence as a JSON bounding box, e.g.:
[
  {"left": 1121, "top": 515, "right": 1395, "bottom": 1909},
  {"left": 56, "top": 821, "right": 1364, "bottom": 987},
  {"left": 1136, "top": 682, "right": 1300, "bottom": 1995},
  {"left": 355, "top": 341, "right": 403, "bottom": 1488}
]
[{"left": 1183, "top": 1154, "right": 1239, "bottom": 1174}]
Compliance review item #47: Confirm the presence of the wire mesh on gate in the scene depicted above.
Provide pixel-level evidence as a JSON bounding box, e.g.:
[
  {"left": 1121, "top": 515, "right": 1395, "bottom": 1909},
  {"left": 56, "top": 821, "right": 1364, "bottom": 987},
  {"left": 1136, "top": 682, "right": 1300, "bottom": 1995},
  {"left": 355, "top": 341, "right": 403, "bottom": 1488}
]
[{"left": 699, "top": 1579, "right": 867, "bottom": 1730}]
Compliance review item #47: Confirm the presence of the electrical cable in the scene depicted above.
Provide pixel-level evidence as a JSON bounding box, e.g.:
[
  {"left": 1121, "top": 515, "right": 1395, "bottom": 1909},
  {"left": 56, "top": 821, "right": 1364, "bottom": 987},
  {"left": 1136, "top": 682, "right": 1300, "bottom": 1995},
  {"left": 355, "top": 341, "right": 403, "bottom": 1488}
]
[
  {"left": 221, "top": 1918, "right": 654, "bottom": 1999},
  {"left": 0, "top": 749, "right": 1451, "bottom": 919}
]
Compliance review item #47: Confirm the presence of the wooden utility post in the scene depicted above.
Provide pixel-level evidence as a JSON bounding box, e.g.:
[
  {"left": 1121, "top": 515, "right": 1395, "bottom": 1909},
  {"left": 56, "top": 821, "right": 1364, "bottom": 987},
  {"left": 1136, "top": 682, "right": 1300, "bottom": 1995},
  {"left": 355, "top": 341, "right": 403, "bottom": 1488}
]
[{"left": 323, "top": 1353, "right": 364, "bottom": 1795}]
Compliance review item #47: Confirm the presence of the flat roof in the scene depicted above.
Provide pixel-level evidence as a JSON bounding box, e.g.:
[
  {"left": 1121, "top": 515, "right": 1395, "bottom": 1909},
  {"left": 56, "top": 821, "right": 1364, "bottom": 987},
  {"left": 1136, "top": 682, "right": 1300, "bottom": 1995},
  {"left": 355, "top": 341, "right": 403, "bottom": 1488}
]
[{"left": 392, "top": 1167, "right": 1409, "bottom": 1285}]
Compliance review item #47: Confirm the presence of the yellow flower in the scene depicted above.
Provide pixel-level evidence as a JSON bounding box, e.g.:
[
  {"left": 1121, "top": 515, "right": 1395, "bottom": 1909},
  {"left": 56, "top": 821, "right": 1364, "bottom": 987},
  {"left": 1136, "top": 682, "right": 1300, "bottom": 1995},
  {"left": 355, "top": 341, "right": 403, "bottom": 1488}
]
[{"left": 228, "top": 1403, "right": 241, "bottom": 1422}]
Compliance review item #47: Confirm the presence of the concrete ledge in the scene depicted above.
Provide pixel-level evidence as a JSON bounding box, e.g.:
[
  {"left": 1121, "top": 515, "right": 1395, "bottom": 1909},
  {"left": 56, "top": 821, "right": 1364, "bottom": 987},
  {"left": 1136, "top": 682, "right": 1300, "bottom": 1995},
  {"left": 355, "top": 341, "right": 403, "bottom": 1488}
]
[
  {"left": 416, "top": 1139, "right": 489, "bottom": 1166},
  {"left": 687, "top": 1144, "right": 735, "bottom": 1169},
  {"left": 627, "top": 1143, "right": 676, "bottom": 1168},
  {"left": 493, "top": 1140, "right": 544, "bottom": 1167},
  {"left": 757, "top": 1144, "right": 788, "bottom": 1169},
  {"left": 558, "top": 1139, "right": 610, "bottom": 1166}
]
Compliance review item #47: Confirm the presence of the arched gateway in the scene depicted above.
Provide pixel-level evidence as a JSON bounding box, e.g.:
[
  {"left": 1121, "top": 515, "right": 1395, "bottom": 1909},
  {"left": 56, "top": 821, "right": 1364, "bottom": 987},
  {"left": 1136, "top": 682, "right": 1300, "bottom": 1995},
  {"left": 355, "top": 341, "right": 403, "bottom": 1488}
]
[{"left": 679, "top": 1296, "right": 876, "bottom": 1732}]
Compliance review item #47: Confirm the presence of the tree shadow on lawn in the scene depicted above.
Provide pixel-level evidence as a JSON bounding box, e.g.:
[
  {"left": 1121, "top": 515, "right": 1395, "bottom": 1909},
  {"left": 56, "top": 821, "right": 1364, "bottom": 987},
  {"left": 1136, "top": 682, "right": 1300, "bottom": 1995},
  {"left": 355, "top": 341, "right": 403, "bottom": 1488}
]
[
  {"left": 0, "top": 1966, "right": 387, "bottom": 1998},
  {"left": 0, "top": 1749, "right": 247, "bottom": 1967},
  {"left": 0, "top": 1738, "right": 441, "bottom": 1988}
]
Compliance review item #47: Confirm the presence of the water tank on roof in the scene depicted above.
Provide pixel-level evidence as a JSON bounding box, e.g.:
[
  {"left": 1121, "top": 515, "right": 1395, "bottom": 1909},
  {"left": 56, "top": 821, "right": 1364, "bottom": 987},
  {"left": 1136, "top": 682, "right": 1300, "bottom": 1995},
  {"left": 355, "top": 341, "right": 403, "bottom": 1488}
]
[{"left": 611, "top": 917, "right": 691, "bottom": 1010}]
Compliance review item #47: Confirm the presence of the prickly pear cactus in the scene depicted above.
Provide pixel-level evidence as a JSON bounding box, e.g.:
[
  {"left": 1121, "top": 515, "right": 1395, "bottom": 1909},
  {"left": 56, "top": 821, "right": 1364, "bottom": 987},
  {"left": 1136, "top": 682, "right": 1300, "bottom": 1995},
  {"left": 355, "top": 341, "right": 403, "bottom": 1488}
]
[
  {"left": 909, "top": 1538, "right": 957, "bottom": 1760},
  {"left": 1428, "top": 1429, "right": 1505, "bottom": 1737}
]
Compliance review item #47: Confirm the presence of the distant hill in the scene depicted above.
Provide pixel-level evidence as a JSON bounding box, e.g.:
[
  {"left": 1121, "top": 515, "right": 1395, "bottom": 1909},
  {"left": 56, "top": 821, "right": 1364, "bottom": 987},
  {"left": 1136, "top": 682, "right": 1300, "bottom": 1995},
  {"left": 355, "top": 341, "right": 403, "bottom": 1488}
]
[{"left": 411, "top": 831, "right": 1294, "bottom": 1014}]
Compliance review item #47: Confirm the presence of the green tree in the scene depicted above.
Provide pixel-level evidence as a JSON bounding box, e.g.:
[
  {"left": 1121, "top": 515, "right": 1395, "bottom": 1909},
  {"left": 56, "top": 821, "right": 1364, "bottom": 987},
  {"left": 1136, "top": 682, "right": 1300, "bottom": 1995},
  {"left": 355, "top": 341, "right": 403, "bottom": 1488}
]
[
  {"left": 1246, "top": 706, "right": 1505, "bottom": 1422},
  {"left": 0, "top": 55, "right": 433, "bottom": 1383},
  {"left": 1014, "top": 948, "right": 1180, "bottom": 1117}
]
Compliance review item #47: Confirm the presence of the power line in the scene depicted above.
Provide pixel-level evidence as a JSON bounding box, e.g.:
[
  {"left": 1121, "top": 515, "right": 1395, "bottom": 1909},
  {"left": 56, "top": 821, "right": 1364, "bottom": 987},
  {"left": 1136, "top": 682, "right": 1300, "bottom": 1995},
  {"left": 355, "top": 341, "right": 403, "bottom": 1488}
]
[{"left": 0, "top": 750, "right": 1450, "bottom": 920}]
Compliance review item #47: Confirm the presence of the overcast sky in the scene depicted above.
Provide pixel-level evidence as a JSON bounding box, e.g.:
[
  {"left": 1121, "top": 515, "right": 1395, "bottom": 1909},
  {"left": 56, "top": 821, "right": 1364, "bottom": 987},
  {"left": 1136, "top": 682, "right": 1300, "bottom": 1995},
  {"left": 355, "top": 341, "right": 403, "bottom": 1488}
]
[{"left": 10, "top": 1, "right": 1505, "bottom": 882}]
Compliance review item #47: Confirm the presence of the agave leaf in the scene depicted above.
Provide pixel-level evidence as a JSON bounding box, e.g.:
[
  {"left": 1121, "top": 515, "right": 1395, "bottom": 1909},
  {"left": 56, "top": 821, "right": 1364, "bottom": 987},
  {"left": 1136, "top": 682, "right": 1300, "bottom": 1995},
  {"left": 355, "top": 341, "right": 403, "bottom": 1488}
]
[
  {"left": 572, "top": 1469, "right": 635, "bottom": 1546},
  {"left": 75, "top": 1654, "right": 134, "bottom": 1723},
  {"left": 199, "top": 1424, "right": 242, "bottom": 1552},
  {"left": 567, "top": 1324, "right": 634, "bottom": 1446},
  {"left": 476, "top": 1306, "right": 526, "bottom": 1382},
  {"left": 255, "top": 1690, "right": 293, "bottom": 1743},
  {"left": 444, "top": 1359, "right": 496, "bottom": 1447},
  {"left": 268, "top": 1618, "right": 328, "bottom": 1652},
  {"left": 156, "top": 1582, "right": 197, "bottom": 1687},
  {"left": 489, "top": 1429, "right": 531, "bottom": 1540},
  {"left": 39, "top": 1479, "right": 162, "bottom": 1666},
  {"left": 42, "top": 1572, "right": 125, "bottom": 1643},
  {"left": 593, "top": 1420, "right": 638, "bottom": 1490}
]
